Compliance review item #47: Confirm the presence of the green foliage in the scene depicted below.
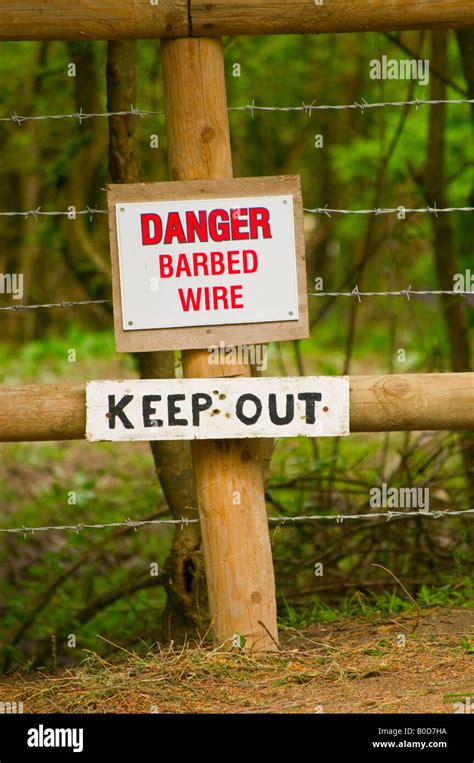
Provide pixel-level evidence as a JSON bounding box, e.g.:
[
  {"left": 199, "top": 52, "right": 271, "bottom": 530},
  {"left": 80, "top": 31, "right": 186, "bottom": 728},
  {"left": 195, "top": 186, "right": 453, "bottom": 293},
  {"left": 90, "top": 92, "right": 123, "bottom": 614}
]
[
  {"left": 280, "top": 580, "right": 474, "bottom": 627},
  {"left": 460, "top": 636, "right": 474, "bottom": 654}
]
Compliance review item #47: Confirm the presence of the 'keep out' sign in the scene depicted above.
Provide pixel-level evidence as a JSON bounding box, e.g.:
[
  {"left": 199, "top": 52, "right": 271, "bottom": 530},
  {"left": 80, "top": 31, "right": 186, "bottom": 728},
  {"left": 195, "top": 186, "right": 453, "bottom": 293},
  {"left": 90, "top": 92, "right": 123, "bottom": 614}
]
[
  {"left": 86, "top": 378, "right": 350, "bottom": 442},
  {"left": 115, "top": 195, "right": 299, "bottom": 331}
]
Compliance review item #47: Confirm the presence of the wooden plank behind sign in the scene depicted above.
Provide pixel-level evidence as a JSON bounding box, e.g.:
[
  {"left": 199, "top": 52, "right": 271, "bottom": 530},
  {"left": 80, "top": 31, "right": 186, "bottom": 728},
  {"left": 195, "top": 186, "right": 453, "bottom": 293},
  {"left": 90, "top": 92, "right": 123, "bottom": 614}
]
[
  {"left": 107, "top": 175, "right": 308, "bottom": 352},
  {"left": 86, "top": 377, "right": 349, "bottom": 442}
]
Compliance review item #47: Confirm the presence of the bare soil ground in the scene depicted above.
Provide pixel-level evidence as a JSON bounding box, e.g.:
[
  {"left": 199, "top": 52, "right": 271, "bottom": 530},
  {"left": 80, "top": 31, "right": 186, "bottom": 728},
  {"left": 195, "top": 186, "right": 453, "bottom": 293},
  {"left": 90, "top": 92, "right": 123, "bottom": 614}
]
[{"left": 1, "top": 608, "right": 472, "bottom": 714}]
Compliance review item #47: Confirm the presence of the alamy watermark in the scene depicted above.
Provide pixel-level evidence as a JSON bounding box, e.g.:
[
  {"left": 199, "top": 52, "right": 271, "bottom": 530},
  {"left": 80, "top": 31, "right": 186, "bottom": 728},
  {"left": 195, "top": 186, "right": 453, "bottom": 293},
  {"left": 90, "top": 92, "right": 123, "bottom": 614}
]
[
  {"left": 0, "top": 701, "right": 24, "bottom": 713},
  {"left": 453, "top": 697, "right": 473, "bottom": 713},
  {"left": 208, "top": 341, "right": 268, "bottom": 371},
  {"left": 453, "top": 269, "right": 474, "bottom": 293},
  {"left": 27, "top": 725, "right": 84, "bottom": 753},
  {"left": 369, "top": 483, "right": 430, "bottom": 512},
  {"left": 0, "top": 272, "right": 23, "bottom": 300},
  {"left": 370, "top": 55, "right": 430, "bottom": 87}
]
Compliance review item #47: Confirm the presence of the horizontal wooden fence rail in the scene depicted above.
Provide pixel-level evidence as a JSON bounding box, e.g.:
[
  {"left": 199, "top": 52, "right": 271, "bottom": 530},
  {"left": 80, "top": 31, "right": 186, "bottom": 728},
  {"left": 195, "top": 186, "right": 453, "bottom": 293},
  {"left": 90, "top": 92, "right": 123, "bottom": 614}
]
[
  {"left": 0, "top": 374, "right": 472, "bottom": 442},
  {"left": 0, "top": 1, "right": 189, "bottom": 41},
  {"left": 190, "top": 1, "right": 474, "bottom": 37},
  {"left": 1, "top": 1, "right": 473, "bottom": 41}
]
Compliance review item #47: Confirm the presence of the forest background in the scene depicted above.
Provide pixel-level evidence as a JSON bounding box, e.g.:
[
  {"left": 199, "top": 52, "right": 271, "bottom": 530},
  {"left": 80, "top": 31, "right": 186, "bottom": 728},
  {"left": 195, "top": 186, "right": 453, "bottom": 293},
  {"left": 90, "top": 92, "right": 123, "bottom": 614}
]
[{"left": 0, "top": 29, "right": 472, "bottom": 672}]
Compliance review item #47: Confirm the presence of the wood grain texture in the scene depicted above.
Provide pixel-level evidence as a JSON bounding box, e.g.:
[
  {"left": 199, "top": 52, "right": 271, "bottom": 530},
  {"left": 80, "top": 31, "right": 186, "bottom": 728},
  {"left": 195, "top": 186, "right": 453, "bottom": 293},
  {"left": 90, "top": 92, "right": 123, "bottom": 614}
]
[
  {"left": 0, "top": 1, "right": 188, "bottom": 41},
  {"left": 350, "top": 373, "right": 474, "bottom": 432},
  {"left": 1, "top": 374, "right": 472, "bottom": 441},
  {"left": 161, "top": 37, "right": 279, "bottom": 651},
  {"left": 1, "top": 1, "right": 472, "bottom": 40},
  {"left": 107, "top": 176, "right": 308, "bottom": 352},
  {"left": 0, "top": 384, "right": 86, "bottom": 441},
  {"left": 191, "top": 0, "right": 474, "bottom": 36}
]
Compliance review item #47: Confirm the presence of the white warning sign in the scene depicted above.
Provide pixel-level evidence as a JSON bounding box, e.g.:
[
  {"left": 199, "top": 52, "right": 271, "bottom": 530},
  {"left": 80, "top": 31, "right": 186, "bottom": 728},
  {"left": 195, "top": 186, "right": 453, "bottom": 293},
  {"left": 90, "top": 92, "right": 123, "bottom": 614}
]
[
  {"left": 115, "top": 195, "right": 298, "bottom": 331},
  {"left": 86, "top": 377, "right": 350, "bottom": 442}
]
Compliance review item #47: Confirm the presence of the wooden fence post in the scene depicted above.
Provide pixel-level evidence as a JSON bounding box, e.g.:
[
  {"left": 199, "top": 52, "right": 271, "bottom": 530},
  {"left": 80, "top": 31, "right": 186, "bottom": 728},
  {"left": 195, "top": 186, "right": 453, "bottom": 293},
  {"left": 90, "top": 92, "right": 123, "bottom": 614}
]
[{"left": 160, "top": 37, "right": 279, "bottom": 651}]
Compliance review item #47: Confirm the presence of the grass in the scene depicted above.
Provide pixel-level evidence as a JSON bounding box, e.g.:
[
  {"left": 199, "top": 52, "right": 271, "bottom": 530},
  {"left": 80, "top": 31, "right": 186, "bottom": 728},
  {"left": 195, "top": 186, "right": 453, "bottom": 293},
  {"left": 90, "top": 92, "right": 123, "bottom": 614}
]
[
  {"left": 460, "top": 636, "right": 474, "bottom": 655},
  {"left": 0, "top": 608, "right": 471, "bottom": 714},
  {"left": 279, "top": 578, "right": 474, "bottom": 628}
]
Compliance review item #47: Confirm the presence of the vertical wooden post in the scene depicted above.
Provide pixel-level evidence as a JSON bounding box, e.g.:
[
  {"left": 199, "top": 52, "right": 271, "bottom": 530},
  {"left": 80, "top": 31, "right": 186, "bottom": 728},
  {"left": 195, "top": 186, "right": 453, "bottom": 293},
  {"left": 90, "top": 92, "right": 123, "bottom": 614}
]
[{"left": 161, "top": 37, "right": 279, "bottom": 651}]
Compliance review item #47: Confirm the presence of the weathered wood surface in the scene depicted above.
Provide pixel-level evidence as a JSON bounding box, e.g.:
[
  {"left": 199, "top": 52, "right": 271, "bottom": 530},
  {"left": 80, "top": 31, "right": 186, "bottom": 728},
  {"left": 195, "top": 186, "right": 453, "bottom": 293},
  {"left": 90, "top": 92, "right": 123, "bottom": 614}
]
[
  {"left": 1, "top": 1, "right": 472, "bottom": 41},
  {"left": 191, "top": 1, "right": 474, "bottom": 37},
  {"left": 0, "top": 1, "right": 188, "bottom": 41},
  {"left": 161, "top": 36, "right": 280, "bottom": 651},
  {"left": 350, "top": 373, "right": 474, "bottom": 433}
]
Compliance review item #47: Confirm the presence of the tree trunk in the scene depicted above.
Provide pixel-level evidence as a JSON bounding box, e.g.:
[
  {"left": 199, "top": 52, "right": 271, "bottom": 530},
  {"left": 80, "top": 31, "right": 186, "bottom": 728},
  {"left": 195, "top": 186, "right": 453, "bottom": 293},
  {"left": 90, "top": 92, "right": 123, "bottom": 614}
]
[
  {"left": 456, "top": 30, "right": 474, "bottom": 205},
  {"left": 424, "top": 31, "right": 474, "bottom": 502},
  {"left": 106, "top": 40, "right": 207, "bottom": 642},
  {"left": 59, "top": 42, "right": 111, "bottom": 321}
]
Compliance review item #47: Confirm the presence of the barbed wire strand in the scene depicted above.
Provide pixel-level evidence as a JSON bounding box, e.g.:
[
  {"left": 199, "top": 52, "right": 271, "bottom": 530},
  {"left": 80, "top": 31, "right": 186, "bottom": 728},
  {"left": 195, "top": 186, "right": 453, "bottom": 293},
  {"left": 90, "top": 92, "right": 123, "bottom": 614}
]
[
  {"left": 0, "top": 299, "right": 110, "bottom": 312},
  {"left": 1, "top": 98, "right": 474, "bottom": 126},
  {"left": 271, "top": 509, "right": 474, "bottom": 522},
  {"left": 0, "top": 290, "right": 469, "bottom": 313},
  {"left": 1, "top": 508, "right": 473, "bottom": 536},
  {"left": 229, "top": 98, "right": 474, "bottom": 114},
  {"left": 304, "top": 204, "right": 474, "bottom": 216},
  {"left": 1, "top": 107, "right": 164, "bottom": 125},
  {"left": 308, "top": 287, "right": 471, "bottom": 300},
  {"left": 0, "top": 517, "right": 197, "bottom": 536},
  {"left": 0, "top": 207, "right": 106, "bottom": 219},
  {"left": 1, "top": 205, "right": 474, "bottom": 219}
]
